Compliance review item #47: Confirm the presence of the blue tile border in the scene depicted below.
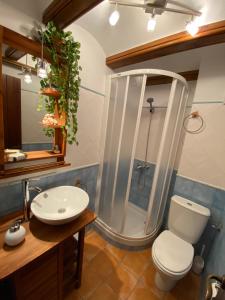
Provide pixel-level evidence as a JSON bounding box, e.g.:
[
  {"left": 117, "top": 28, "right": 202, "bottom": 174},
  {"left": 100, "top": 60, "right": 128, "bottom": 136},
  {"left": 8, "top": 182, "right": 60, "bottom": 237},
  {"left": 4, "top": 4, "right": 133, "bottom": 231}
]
[{"left": 22, "top": 143, "right": 53, "bottom": 151}]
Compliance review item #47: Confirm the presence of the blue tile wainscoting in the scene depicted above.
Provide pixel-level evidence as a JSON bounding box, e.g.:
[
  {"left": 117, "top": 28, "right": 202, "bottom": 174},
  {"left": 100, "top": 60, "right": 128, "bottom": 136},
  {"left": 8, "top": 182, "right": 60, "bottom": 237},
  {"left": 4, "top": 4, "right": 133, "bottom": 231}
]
[
  {"left": 0, "top": 164, "right": 99, "bottom": 218},
  {"left": 22, "top": 143, "right": 53, "bottom": 152}
]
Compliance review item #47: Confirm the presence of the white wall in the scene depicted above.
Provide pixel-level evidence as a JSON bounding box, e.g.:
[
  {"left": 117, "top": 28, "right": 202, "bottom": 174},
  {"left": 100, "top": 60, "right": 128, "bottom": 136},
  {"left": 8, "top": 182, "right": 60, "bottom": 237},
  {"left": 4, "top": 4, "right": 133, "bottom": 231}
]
[
  {"left": 177, "top": 44, "right": 225, "bottom": 190},
  {"left": 64, "top": 24, "right": 107, "bottom": 168},
  {"left": 193, "top": 44, "right": 225, "bottom": 102}
]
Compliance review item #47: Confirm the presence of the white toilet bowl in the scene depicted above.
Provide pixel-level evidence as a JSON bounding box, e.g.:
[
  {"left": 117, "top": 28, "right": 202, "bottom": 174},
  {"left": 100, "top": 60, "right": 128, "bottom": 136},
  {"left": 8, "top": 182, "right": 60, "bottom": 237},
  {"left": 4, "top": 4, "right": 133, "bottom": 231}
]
[
  {"left": 152, "top": 230, "right": 194, "bottom": 291},
  {"left": 151, "top": 195, "right": 210, "bottom": 292}
]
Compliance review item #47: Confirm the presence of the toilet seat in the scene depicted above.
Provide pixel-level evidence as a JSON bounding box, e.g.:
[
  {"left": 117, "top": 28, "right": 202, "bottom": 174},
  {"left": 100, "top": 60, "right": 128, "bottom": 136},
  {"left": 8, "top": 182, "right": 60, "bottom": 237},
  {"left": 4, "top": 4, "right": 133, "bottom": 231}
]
[{"left": 152, "top": 230, "right": 194, "bottom": 276}]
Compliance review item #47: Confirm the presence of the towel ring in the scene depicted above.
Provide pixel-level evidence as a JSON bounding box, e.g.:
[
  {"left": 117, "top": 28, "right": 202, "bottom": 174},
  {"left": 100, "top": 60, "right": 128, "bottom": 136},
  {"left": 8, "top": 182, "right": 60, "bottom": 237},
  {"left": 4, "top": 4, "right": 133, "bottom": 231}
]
[{"left": 183, "top": 111, "right": 204, "bottom": 134}]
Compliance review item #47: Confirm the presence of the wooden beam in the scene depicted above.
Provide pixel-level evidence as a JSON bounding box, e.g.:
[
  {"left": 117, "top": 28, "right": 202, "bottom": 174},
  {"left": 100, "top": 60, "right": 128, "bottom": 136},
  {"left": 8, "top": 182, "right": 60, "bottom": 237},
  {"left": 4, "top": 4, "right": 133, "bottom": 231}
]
[
  {"left": 5, "top": 47, "right": 25, "bottom": 61},
  {"left": 147, "top": 70, "right": 199, "bottom": 86},
  {"left": 2, "top": 26, "right": 49, "bottom": 61},
  {"left": 106, "top": 20, "right": 225, "bottom": 69},
  {"left": 43, "top": 0, "right": 104, "bottom": 29}
]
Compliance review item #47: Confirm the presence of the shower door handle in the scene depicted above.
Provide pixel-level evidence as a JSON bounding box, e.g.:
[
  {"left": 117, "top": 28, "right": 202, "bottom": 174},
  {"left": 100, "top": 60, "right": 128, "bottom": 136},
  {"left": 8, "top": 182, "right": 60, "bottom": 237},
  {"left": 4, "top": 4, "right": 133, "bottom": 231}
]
[{"left": 205, "top": 274, "right": 225, "bottom": 299}]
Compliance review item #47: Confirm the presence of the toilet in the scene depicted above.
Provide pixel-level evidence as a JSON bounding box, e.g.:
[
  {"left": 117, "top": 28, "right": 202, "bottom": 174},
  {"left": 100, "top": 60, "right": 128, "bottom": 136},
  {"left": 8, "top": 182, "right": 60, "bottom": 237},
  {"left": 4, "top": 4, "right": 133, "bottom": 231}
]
[{"left": 152, "top": 195, "right": 210, "bottom": 292}]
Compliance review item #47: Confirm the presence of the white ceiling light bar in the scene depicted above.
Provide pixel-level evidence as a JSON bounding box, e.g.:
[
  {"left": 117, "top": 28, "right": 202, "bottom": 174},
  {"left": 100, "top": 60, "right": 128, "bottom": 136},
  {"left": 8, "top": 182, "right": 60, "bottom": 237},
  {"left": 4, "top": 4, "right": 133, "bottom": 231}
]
[{"left": 109, "top": 0, "right": 201, "bottom": 35}]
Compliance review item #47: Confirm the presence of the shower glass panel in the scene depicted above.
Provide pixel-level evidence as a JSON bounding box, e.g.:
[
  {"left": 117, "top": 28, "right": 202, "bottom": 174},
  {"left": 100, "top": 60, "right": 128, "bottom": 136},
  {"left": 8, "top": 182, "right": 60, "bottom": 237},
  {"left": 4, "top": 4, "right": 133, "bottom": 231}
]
[
  {"left": 111, "top": 76, "right": 145, "bottom": 233},
  {"left": 145, "top": 79, "right": 188, "bottom": 234},
  {"left": 99, "top": 76, "right": 128, "bottom": 225}
]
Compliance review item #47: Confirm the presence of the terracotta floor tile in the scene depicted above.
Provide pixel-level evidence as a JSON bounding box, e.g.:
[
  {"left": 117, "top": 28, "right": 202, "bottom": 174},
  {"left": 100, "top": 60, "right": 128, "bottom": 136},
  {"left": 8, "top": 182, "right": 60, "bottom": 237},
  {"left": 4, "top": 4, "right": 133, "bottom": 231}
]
[
  {"left": 128, "top": 286, "right": 162, "bottom": 300},
  {"left": 87, "top": 283, "right": 120, "bottom": 300},
  {"left": 87, "top": 249, "right": 119, "bottom": 280},
  {"left": 74, "top": 264, "right": 103, "bottom": 298},
  {"left": 165, "top": 272, "right": 200, "bottom": 300},
  {"left": 64, "top": 289, "right": 81, "bottom": 300},
  {"left": 137, "top": 277, "right": 165, "bottom": 300},
  {"left": 141, "top": 262, "right": 157, "bottom": 288},
  {"left": 122, "top": 249, "right": 151, "bottom": 277},
  {"left": 85, "top": 231, "right": 107, "bottom": 249},
  {"left": 65, "top": 230, "right": 200, "bottom": 300},
  {"left": 84, "top": 231, "right": 107, "bottom": 262},
  {"left": 106, "top": 264, "right": 138, "bottom": 300},
  {"left": 84, "top": 242, "right": 101, "bottom": 262},
  {"left": 105, "top": 243, "right": 128, "bottom": 262}
]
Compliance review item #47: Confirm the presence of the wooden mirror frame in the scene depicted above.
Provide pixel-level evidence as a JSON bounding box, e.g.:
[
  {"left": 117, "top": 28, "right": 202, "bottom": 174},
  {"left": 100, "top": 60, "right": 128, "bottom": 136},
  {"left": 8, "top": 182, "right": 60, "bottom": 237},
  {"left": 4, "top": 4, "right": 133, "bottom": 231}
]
[{"left": 0, "top": 25, "right": 69, "bottom": 178}]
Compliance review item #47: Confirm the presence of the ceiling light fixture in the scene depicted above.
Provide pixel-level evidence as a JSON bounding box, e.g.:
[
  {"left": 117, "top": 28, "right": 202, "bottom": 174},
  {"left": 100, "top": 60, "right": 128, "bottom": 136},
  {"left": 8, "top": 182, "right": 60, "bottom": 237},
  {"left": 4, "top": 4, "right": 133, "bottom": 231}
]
[
  {"left": 109, "top": 2, "right": 120, "bottom": 26},
  {"left": 147, "top": 12, "right": 156, "bottom": 31},
  {"left": 24, "top": 70, "right": 32, "bottom": 84},
  {"left": 186, "top": 16, "right": 199, "bottom": 36},
  {"left": 19, "top": 54, "right": 32, "bottom": 84},
  {"left": 109, "top": 0, "right": 201, "bottom": 36}
]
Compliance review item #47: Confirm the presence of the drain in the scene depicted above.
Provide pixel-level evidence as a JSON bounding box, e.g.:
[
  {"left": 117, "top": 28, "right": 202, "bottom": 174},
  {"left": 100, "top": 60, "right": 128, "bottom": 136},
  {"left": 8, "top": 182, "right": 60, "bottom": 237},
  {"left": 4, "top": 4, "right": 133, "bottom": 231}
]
[{"left": 58, "top": 208, "right": 66, "bottom": 214}]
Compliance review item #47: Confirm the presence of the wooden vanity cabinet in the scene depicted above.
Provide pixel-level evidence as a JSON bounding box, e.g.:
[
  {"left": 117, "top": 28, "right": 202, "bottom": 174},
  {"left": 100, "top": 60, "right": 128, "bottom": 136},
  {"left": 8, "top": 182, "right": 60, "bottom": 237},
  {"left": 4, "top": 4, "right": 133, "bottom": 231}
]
[
  {"left": 12, "top": 248, "right": 59, "bottom": 300},
  {"left": 0, "top": 209, "right": 96, "bottom": 300}
]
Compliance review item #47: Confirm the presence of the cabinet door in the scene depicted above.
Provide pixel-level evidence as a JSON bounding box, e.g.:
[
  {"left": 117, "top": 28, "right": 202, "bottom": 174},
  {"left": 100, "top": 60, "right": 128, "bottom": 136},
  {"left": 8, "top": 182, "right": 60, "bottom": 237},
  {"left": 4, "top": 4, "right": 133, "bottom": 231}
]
[
  {"left": 13, "top": 248, "right": 59, "bottom": 300},
  {"left": 3, "top": 74, "right": 21, "bottom": 149}
]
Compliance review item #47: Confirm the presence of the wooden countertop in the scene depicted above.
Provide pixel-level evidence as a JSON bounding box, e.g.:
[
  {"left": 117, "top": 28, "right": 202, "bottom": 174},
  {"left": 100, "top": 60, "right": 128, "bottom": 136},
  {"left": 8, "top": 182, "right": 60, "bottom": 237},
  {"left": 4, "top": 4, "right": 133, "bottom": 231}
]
[{"left": 0, "top": 209, "right": 96, "bottom": 280}]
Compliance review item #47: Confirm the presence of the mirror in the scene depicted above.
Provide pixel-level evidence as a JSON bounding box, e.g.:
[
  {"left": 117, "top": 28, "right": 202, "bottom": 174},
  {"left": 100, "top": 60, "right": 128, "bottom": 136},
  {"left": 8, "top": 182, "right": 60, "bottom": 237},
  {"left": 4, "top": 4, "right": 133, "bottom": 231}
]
[
  {"left": 0, "top": 26, "right": 67, "bottom": 178},
  {"left": 2, "top": 44, "right": 53, "bottom": 153}
]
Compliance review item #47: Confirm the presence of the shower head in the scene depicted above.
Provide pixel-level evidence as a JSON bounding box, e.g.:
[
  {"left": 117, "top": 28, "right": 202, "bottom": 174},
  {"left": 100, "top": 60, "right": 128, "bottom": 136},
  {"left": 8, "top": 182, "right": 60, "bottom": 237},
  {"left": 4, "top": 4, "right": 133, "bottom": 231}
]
[{"left": 147, "top": 98, "right": 154, "bottom": 113}]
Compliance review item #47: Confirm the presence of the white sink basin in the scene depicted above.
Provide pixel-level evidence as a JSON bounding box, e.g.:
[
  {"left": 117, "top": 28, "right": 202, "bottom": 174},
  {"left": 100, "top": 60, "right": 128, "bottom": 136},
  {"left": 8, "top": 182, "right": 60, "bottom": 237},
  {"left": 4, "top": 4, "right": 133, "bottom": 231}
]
[{"left": 31, "top": 186, "right": 89, "bottom": 225}]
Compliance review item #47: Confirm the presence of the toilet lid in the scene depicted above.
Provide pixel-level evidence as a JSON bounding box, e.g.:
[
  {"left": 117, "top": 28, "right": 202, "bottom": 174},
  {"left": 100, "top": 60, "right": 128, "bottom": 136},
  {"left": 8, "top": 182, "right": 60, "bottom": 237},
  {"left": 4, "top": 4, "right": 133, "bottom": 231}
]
[{"left": 153, "top": 230, "right": 194, "bottom": 274}]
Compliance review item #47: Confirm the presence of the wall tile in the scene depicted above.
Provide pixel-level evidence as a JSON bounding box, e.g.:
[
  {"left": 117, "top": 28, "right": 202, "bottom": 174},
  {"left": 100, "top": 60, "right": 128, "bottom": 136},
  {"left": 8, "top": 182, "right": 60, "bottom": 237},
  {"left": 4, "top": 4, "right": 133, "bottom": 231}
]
[
  {"left": 128, "top": 159, "right": 155, "bottom": 210},
  {"left": 0, "top": 182, "right": 23, "bottom": 217}
]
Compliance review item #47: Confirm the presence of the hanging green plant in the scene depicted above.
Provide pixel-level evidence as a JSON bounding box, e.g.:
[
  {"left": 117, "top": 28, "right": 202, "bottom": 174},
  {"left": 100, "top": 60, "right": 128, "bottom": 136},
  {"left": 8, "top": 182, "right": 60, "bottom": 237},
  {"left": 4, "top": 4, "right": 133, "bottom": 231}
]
[{"left": 38, "top": 21, "right": 81, "bottom": 144}]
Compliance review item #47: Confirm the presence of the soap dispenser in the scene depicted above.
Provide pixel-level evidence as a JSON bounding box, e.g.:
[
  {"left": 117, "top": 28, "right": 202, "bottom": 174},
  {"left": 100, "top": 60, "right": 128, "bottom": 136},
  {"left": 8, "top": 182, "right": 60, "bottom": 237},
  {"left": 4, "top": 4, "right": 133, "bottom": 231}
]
[{"left": 4, "top": 220, "right": 26, "bottom": 247}]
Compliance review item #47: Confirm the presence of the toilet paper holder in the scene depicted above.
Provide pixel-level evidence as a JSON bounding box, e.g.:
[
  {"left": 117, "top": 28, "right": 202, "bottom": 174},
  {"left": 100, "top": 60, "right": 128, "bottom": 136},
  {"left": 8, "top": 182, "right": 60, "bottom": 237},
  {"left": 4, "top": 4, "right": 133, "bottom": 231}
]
[{"left": 205, "top": 274, "right": 225, "bottom": 299}]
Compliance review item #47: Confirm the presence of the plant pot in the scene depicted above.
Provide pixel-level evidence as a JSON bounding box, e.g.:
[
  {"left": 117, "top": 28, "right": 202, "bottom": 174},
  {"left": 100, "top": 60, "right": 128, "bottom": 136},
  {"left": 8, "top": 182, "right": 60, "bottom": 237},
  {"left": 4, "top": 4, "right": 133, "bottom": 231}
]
[{"left": 41, "top": 87, "right": 61, "bottom": 98}]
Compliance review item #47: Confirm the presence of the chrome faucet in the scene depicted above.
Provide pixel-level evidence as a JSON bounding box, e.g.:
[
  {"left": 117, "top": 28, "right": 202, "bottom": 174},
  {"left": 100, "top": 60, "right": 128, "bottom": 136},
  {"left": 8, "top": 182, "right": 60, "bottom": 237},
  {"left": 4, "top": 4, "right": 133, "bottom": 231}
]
[{"left": 22, "top": 178, "right": 42, "bottom": 222}]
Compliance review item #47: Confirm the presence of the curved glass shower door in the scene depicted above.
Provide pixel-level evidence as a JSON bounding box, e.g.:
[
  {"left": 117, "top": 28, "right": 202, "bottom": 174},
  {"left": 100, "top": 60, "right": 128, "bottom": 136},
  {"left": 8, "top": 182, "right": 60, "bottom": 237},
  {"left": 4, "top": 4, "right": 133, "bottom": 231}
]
[{"left": 97, "top": 69, "right": 189, "bottom": 246}]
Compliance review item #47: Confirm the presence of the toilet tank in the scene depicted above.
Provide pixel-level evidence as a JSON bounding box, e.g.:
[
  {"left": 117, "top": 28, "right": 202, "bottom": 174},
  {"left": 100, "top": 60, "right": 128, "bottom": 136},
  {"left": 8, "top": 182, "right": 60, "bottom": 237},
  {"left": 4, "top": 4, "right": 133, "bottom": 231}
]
[{"left": 168, "top": 195, "right": 210, "bottom": 244}]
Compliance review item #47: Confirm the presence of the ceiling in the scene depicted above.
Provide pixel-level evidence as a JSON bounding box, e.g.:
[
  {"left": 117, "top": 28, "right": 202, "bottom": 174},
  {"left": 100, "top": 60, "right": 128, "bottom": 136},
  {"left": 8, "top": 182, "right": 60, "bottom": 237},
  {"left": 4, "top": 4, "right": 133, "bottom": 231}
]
[
  {"left": 0, "top": 0, "right": 52, "bottom": 22},
  {"left": 76, "top": 0, "right": 225, "bottom": 56},
  {"left": 2, "top": 0, "right": 225, "bottom": 59}
]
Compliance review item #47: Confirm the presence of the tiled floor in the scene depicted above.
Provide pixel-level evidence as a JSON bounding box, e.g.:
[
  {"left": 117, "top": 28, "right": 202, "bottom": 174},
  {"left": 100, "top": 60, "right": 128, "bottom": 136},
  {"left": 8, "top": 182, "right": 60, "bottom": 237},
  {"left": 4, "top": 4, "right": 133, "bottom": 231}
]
[{"left": 65, "top": 230, "right": 200, "bottom": 300}]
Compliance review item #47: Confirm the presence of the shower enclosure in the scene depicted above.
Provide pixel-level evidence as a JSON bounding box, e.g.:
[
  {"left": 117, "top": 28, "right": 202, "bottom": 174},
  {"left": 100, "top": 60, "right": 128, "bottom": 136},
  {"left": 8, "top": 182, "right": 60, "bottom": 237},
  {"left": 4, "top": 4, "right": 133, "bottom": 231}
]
[{"left": 95, "top": 69, "right": 189, "bottom": 246}]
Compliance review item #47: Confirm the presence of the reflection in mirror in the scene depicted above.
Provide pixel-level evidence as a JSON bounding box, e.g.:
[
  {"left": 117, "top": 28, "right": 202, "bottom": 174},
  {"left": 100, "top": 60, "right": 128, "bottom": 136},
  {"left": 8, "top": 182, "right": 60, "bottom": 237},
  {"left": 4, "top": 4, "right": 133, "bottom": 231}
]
[{"left": 2, "top": 44, "right": 53, "bottom": 155}]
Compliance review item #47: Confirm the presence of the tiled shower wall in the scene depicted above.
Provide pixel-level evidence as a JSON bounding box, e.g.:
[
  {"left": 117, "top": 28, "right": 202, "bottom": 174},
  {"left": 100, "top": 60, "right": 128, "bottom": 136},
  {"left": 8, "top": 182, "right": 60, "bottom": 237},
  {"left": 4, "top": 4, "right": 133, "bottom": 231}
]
[{"left": 0, "top": 164, "right": 99, "bottom": 218}]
